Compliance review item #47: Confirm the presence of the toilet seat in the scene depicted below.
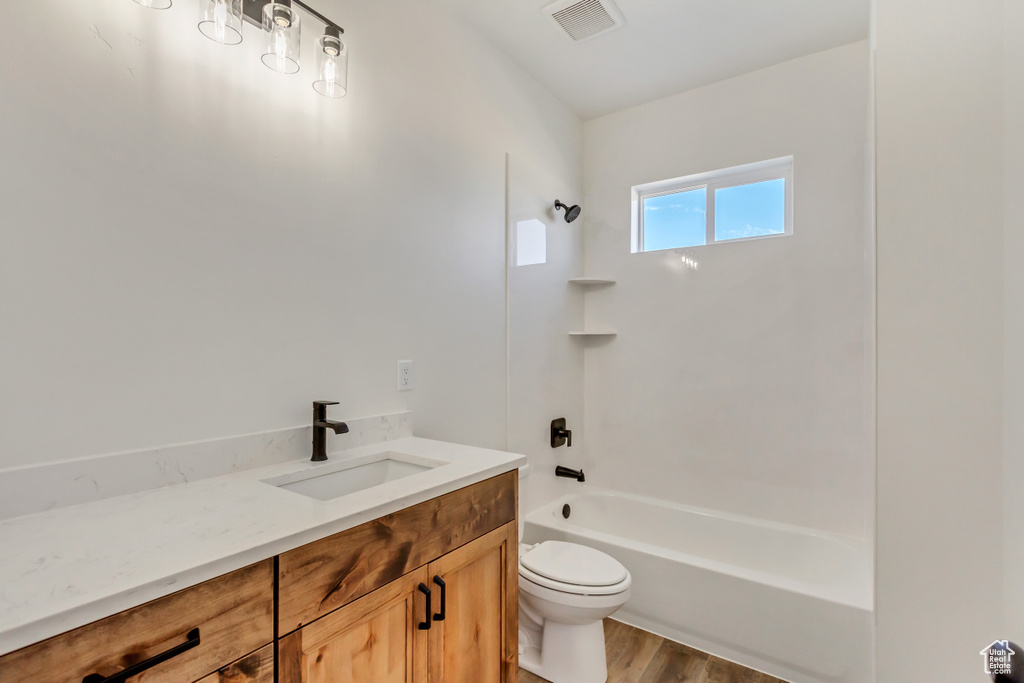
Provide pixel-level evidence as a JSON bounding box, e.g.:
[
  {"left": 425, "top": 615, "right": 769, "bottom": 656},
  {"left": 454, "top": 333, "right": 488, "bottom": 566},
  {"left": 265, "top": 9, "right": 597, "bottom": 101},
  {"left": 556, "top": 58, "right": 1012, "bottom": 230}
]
[
  {"left": 519, "top": 541, "right": 631, "bottom": 596},
  {"left": 519, "top": 565, "right": 631, "bottom": 596}
]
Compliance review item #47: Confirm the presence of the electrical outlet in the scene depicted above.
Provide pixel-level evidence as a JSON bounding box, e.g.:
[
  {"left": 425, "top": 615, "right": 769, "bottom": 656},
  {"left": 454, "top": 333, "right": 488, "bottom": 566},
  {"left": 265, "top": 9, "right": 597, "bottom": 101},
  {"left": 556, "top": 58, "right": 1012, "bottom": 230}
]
[{"left": 398, "top": 360, "right": 413, "bottom": 392}]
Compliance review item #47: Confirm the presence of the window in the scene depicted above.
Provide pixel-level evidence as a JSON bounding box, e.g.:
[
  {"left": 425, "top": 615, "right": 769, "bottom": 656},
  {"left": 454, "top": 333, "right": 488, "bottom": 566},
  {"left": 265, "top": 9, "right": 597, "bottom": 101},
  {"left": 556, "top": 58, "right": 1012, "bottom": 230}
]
[{"left": 631, "top": 157, "right": 793, "bottom": 252}]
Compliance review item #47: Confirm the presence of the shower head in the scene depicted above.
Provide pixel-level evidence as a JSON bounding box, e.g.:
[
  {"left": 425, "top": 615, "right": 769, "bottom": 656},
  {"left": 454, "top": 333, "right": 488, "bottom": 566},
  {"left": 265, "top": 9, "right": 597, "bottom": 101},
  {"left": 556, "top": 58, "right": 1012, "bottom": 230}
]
[{"left": 554, "top": 200, "right": 581, "bottom": 223}]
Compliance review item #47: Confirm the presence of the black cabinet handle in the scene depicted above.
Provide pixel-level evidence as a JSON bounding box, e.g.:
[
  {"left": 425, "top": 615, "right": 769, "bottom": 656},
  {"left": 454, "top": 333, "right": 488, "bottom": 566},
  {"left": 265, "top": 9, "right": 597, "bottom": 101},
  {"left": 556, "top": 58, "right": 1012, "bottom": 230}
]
[
  {"left": 82, "top": 628, "right": 200, "bottom": 683},
  {"left": 417, "top": 583, "right": 432, "bottom": 630},
  {"left": 432, "top": 575, "right": 446, "bottom": 622}
]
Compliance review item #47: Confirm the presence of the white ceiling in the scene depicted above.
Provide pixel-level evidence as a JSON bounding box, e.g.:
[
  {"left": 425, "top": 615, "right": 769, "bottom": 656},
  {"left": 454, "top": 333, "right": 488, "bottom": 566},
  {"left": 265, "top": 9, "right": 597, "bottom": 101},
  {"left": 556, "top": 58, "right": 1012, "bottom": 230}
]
[{"left": 439, "top": 0, "right": 870, "bottom": 120}]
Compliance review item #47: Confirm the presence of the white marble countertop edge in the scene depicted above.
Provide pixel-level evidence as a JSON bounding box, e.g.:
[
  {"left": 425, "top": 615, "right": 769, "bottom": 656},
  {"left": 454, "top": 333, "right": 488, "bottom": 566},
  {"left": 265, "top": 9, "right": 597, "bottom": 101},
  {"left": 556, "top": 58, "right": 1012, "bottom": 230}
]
[{"left": 0, "top": 437, "right": 525, "bottom": 656}]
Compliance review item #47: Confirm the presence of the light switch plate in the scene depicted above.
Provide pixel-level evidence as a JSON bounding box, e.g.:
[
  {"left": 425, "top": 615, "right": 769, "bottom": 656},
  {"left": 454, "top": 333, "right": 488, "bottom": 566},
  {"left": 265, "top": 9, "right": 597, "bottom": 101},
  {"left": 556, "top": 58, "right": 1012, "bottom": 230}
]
[{"left": 398, "top": 360, "right": 413, "bottom": 392}]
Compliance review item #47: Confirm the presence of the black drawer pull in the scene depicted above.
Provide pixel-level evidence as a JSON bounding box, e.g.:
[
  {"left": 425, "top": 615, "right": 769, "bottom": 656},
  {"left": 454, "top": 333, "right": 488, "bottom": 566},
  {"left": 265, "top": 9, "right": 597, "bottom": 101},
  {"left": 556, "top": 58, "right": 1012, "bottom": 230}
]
[
  {"left": 82, "top": 628, "right": 200, "bottom": 683},
  {"left": 432, "top": 575, "right": 446, "bottom": 622},
  {"left": 417, "top": 583, "right": 432, "bottom": 630}
]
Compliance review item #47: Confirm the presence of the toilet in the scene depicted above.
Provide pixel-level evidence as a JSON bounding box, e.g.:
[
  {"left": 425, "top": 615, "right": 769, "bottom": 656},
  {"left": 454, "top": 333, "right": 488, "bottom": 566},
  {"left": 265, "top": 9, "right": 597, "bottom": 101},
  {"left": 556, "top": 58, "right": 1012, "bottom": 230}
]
[{"left": 518, "top": 541, "right": 632, "bottom": 683}]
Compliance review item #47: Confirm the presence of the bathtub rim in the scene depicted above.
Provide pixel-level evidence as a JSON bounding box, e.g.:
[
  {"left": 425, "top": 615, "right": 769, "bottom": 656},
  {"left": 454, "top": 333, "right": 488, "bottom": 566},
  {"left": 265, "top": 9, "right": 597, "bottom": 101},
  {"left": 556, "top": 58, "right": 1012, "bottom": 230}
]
[{"left": 523, "top": 486, "right": 874, "bottom": 612}]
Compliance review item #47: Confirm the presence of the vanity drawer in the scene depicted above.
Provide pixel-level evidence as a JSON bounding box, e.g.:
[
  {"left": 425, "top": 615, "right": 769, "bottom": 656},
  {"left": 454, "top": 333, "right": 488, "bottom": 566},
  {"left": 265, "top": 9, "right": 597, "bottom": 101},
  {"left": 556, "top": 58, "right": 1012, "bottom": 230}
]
[
  {"left": 0, "top": 559, "right": 274, "bottom": 683},
  {"left": 278, "top": 470, "right": 517, "bottom": 634},
  {"left": 195, "top": 643, "right": 274, "bottom": 683}
]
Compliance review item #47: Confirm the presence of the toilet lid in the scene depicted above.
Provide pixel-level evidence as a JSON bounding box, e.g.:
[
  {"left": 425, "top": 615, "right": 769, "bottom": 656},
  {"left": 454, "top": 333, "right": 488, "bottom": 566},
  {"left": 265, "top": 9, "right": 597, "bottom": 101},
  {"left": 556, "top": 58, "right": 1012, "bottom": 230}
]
[{"left": 520, "top": 541, "right": 628, "bottom": 587}]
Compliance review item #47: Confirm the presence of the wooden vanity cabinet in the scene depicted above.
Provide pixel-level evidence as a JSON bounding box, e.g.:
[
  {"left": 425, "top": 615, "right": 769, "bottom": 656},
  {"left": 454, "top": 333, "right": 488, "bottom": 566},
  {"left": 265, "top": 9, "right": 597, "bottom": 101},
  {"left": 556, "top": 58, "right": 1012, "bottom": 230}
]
[
  {"left": 0, "top": 559, "right": 274, "bottom": 683},
  {"left": 277, "top": 471, "right": 517, "bottom": 634},
  {"left": 196, "top": 644, "right": 275, "bottom": 683},
  {"left": 278, "top": 522, "right": 517, "bottom": 683},
  {"left": 277, "top": 471, "right": 519, "bottom": 683},
  {"left": 426, "top": 523, "right": 518, "bottom": 683},
  {"left": 0, "top": 470, "right": 518, "bottom": 683},
  {"left": 278, "top": 566, "right": 430, "bottom": 682}
]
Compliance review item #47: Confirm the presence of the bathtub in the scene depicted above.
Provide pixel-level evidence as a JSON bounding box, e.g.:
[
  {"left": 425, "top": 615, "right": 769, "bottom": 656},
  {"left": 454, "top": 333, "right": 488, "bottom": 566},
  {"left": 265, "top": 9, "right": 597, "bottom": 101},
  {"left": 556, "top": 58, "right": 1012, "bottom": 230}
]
[{"left": 522, "top": 489, "right": 873, "bottom": 683}]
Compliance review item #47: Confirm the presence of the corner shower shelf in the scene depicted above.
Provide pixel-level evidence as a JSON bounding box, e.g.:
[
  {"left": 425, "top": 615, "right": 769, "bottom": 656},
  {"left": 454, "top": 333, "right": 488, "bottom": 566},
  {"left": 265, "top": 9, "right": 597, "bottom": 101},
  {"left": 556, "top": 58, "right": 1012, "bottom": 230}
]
[
  {"left": 568, "top": 278, "right": 616, "bottom": 338},
  {"left": 568, "top": 278, "right": 617, "bottom": 286}
]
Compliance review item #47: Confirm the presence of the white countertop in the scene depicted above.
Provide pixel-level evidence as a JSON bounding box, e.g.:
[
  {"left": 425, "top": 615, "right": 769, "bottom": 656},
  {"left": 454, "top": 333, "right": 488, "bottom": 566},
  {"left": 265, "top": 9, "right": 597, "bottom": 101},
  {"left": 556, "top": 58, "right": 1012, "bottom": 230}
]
[{"left": 0, "top": 437, "right": 526, "bottom": 656}]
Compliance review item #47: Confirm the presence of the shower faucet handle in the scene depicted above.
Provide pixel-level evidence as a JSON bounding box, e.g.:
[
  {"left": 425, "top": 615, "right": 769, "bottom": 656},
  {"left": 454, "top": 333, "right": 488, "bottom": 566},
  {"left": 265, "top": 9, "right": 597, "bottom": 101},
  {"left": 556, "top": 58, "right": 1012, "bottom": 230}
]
[{"left": 551, "top": 417, "right": 572, "bottom": 448}]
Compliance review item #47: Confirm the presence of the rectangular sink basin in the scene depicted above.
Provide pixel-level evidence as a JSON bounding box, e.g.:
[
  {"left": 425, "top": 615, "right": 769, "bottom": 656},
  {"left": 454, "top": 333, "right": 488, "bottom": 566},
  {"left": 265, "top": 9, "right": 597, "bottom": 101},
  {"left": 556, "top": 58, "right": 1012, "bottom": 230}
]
[{"left": 264, "top": 452, "right": 444, "bottom": 501}]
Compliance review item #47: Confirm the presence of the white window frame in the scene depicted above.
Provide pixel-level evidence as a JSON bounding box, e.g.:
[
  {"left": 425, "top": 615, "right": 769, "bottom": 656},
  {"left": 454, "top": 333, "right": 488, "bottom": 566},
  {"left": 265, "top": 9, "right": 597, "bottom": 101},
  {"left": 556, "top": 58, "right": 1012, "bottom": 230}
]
[{"left": 630, "top": 156, "right": 794, "bottom": 253}]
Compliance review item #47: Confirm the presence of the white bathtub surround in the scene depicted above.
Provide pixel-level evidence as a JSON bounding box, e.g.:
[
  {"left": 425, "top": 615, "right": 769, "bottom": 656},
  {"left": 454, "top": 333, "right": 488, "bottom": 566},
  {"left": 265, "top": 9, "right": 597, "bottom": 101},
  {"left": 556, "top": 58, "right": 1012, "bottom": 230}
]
[
  {"left": 580, "top": 41, "right": 874, "bottom": 539},
  {"left": 0, "top": 412, "right": 411, "bottom": 521},
  {"left": 0, "top": 437, "right": 526, "bottom": 657},
  {"left": 506, "top": 154, "right": 587, "bottom": 517},
  {"left": 523, "top": 489, "right": 872, "bottom": 683}
]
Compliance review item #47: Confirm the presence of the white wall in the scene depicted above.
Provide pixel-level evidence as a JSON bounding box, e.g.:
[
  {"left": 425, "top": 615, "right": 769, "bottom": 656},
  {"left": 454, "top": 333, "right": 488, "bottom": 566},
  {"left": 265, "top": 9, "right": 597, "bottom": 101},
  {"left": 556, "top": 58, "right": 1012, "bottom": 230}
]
[
  {"left": 580, "top": 42, "right": 873, "bottom": 538},
  {"left": 1004, "top": 0, "right": 1024, "bottom": 643},
  {"left": 0, "top": 0, "right": 581, "bottom": 469},
  {"left": 874, "top": 0, "right": 1006, "bottom": 678}
]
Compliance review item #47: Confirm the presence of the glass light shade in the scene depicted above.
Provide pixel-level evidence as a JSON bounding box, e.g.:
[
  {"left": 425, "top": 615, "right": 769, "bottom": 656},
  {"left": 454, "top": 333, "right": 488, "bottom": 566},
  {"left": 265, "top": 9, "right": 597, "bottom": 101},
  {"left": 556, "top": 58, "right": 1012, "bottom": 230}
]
[
  {"left": 199, "top": 0, "right": 243, "bottom": 45},
  {"left": 313, "top": 30, "right": 348, "bottom": 98},
  {"left": 133, "top": 0, "right": 172, "bottom": 9},
  {"left": 262, "top": 2, "right": 301, "bottom": 74}
]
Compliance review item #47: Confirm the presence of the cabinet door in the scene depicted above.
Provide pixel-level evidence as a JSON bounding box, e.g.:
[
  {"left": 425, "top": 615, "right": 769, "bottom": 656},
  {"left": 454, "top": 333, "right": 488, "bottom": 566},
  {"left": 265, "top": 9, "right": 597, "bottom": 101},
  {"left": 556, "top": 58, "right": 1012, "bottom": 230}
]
[
  {"left": 278, "top": 567, "right": 429, "bottom": 683},
  {"left": 427, "top": 523, "right": 518, "bottom": 683}
]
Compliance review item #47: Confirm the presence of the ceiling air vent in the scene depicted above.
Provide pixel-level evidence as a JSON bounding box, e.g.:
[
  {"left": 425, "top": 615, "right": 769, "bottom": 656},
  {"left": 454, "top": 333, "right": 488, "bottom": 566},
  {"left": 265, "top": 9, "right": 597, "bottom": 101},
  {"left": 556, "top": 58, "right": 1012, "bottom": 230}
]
[{"left": 543, "top": 0, "right": 626, "bottom": 43}]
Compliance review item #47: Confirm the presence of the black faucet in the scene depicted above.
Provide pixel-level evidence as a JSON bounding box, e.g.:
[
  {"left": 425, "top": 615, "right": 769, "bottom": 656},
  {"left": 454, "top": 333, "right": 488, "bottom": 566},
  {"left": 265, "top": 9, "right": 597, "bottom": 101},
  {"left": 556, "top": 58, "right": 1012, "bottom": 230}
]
[
  {"left": 555, "top": 466, "right": 585, "bottom": 482},
  {"left": 312, "top": 401, "right": 349, "bottom": 462},
  {"left": 551, "top": 418, "right": 572, "bottom": 448}
]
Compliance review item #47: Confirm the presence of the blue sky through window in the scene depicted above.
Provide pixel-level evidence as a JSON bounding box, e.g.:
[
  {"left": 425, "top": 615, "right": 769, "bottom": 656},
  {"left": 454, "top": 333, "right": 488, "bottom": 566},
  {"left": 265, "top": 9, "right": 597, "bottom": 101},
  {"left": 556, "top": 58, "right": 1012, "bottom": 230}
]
[
  {"left": 715, "top": 178, "right": 786, "bottom": 241},
  {"left": 642, "top": 188, "right": 706, "bottom": 250}
]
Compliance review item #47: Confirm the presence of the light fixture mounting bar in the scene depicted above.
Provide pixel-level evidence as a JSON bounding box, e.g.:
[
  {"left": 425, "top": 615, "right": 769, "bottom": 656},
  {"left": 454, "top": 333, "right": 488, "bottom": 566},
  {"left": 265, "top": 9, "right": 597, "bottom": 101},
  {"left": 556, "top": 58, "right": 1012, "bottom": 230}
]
[{"left": 242, "top": 0, "right": 343, "bottom": 31}]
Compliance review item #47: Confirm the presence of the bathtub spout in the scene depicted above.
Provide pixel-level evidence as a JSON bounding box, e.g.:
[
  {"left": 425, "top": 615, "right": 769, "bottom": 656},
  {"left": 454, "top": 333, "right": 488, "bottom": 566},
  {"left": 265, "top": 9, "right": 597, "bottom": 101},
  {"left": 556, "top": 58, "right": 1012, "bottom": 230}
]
[{"left": 555, "top": 465, "right": 585, "bottom": 482}]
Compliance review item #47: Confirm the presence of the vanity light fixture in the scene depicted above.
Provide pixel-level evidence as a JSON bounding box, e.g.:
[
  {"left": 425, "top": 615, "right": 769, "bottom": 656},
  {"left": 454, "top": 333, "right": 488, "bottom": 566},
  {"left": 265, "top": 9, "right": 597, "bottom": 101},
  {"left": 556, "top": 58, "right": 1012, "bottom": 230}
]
[
  {"left": 313, "top": 25, "right": 348, "bottom": 97},
  {"left": 131, "top": 0, "right": 348, "bottom": 98},
  {"left": 199, "top": 0, "right": 243, "bottom": 45},
  {"left": 262, "top": 0, "right": 301, "bottom": 74}
]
